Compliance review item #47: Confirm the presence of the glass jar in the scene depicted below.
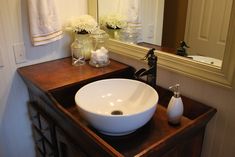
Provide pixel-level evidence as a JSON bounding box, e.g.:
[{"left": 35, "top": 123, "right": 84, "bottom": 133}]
[
  {"left": 119, "top": 23, "right": 141, "bottom": 44},
  {"left": 71, "top": 33, "right": 93, "bottom": 66},
  {"left": 91, "top": 29, "right": 109, "bottom": 50},
  {"left": 71, "top": 38, "right": 86, "bottom": 66},
  {"left": 89, "top": 29, "right": 110, "bottom": 67}
]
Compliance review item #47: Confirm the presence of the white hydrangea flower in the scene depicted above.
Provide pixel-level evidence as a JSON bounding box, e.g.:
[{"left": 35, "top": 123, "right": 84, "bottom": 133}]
[
  {"left": 100, "top": 14, "right": 127, "bottom": 29},
  {"left": 66, "top": 15, "right": 97, "bottom": 34}
]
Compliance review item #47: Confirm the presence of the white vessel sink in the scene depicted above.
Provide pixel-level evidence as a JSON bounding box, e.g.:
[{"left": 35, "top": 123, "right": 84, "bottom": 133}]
[{"left": 75, "top": 79, "right": 159, "bottom": 136}]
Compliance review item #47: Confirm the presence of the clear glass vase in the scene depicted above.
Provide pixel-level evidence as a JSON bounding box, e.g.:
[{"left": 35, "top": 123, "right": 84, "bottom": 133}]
[
  {"left": 105, "top": 27, "right": 121, "bottom": 40},
  {"left": 71, "top": 33, "right": 93, "bottom": 66},
  {"left": 71, "top": 38, "right": 85, "bottom": 66}
]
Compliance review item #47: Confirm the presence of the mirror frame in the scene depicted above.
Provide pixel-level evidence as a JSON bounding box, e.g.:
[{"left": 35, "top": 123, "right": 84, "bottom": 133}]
[{"left": 88, "top": 0, "right": 235, "bottom": 88}]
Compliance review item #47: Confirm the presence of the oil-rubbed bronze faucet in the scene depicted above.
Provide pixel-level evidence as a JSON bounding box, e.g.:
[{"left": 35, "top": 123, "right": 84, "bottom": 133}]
[
  {"left": 176, "top": 41, "right": 189, "bottom": 57},
  {"left": 134, "top": 48, "right": 157, "bottom": 88}
]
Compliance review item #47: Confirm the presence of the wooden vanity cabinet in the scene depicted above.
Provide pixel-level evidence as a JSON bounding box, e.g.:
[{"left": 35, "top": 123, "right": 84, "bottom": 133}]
[
  {"left": 19, "top": 58, "right": 135, "bottom": 157},
  {"left": 18, "top": 58, "right": 216, "bottom": 157}
]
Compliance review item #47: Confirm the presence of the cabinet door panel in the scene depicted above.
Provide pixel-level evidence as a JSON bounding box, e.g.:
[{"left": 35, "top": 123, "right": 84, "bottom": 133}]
[
  {"left": 56, "top": 128, "right": 87, "bottom": 157},
  {"left": 44, "top": 139, "right": 56, "bottom": 157},
  {"left": 28, "top": 103, "right": 40, "bottom": 129},
  {"left": 32, "top": 127, "right": 44, "bottom": 153},
  {"left": 40, "top": 114, "right": 53, "bottom": 144},
  {"left": 36, "top": 148, "right": 44, "bottom": 157}
]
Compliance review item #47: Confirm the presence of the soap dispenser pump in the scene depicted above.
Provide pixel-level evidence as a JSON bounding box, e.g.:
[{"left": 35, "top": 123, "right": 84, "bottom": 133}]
[{"left": 167, "top": 84, "right": 184, "bottom": 125}]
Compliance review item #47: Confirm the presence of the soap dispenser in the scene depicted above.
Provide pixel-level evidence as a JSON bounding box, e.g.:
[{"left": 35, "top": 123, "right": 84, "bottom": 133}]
[{"left": 167, "top": 84, "right": 184, "bottom": 125}]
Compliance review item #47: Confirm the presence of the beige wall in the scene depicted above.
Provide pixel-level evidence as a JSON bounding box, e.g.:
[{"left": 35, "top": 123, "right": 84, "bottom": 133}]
[{"left": 110, "top": 52, "right": 235, "bottom": 157}]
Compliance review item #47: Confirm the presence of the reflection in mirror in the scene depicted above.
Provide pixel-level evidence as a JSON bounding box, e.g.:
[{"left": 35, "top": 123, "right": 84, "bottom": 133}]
[{"left": 98, "top": 0, "right": 233, "bottom": 68}]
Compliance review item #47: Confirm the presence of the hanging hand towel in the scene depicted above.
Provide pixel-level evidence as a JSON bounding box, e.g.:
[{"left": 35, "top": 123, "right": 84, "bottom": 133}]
[{"left": 27, "top": 0, "right": 63, "bottom": 46}]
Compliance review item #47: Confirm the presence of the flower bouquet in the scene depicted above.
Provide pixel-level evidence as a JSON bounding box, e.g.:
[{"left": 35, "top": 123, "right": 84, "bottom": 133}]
[
  {"left": 99, "top": 14, "right": 127, "bottom": 39},
  {"left": 66, "top": 15, "right": 98, "bottom": 34}
]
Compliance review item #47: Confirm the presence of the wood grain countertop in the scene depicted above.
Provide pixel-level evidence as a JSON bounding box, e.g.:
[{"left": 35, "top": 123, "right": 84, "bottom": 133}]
[{"left": 18, "top": 58, "right": 133, "bottom": 92}]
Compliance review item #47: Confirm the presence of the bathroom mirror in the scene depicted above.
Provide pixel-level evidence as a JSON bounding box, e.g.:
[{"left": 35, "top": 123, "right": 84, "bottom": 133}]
[
  {"left": 97, "top": 0, "right": 233, "bottom": 68},
  {"left": 88, "top": 0, "right": 235, "bottom": 88}
]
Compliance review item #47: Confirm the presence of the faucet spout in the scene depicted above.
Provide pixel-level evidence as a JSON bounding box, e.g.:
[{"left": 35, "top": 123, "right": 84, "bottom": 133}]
[
  {"left": 134, "top": 68, "right": 147, "bottom": 78},
  {"left": 134, "top": 48, "right": 157, "bottom": 88}
]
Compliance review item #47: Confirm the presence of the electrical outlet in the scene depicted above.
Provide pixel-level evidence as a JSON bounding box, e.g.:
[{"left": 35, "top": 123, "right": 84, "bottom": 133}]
[
  {"left": 0, "top": 48, "right": 3, "bottom": 67},
  {"left": 13, "top": 43, "right": 26, "bottom": 64}
]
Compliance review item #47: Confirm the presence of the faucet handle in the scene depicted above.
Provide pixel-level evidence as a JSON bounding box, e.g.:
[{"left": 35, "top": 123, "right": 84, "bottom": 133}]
[
  {"left": 180, "top": 41, "right": 189, "bottom": 48},
  {"left": 141, "top": 48, "right": 156, "bottom": 60},
  {"left": 146, "top": 48, "right": 155, "bottom": 56}
]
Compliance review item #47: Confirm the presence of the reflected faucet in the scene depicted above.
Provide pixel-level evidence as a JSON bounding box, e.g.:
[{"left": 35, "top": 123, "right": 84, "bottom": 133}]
[
  {"left": 134, "top": 48, "right": 157, "bottom": 88},
  {"left": 176, "top": 41, "right": 189, "bottom": 57}
]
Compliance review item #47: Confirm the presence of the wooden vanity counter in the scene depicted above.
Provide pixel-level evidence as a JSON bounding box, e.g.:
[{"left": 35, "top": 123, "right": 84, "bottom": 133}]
[
  {"left": 18, "top": 58, "right": 133, "bottom": 91},
  {"left": 18, "top": 58, "right": 216, "bottom": 157}
]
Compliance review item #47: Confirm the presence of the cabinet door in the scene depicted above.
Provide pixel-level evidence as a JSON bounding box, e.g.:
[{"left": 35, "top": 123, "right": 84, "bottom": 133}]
[
  {"left": 56, "top": 127, "right": 87, "bottom": 157},
  {"left": 32, "top": 126, "right": 44, "bottom": 153},
  {"left": 44, "top": 139, "right": 56, "bottom": 157},
  {"left": 39, "top": 113, "right": 53, "bottom": 144},
  {"left": 28, "top": 102, "right": 40, "bottom": 129},
  {"left": 36, "top": 148, "right": 44, "bottom": 157}
]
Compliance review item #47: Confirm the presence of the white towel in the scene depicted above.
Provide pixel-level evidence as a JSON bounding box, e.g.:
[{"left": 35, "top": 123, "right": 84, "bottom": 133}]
[{"left": 27, "top": 0, "right": 63, "bottom": 46}]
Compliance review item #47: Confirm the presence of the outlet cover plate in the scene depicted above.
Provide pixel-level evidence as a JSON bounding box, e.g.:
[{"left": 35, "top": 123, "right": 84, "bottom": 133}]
[{"left": 13, "top": 43, "right": 26, "bottom": 64}]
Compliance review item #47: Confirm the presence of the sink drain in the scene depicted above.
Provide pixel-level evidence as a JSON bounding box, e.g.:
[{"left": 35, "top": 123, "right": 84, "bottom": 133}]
[{"left": 111, "top": 110, "right": 123, "bottom": 115}]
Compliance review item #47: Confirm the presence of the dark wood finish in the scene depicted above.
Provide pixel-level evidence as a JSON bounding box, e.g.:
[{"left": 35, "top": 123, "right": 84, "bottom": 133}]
[
  {"left": 18, "top": 57, "right": 216, "bottom": 157},
  {"left": 56, "top": 127, "right": 88, "bottom": 157},
  {"left": 29, "top": 101, "right": 58, "bottom": 157},
  {"left": 18, "top": 58, "right": 134, "bottom": 91}
]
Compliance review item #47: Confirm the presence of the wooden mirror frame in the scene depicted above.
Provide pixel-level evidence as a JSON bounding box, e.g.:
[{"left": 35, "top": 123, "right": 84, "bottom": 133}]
[{"left": 88, "top": 0, "right": 235, "bottom": 88}]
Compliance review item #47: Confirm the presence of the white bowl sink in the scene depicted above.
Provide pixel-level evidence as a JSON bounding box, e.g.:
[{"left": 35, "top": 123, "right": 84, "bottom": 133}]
[{"left": 75, "top": 79, "right": 159, "bottom": 136}]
